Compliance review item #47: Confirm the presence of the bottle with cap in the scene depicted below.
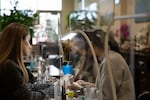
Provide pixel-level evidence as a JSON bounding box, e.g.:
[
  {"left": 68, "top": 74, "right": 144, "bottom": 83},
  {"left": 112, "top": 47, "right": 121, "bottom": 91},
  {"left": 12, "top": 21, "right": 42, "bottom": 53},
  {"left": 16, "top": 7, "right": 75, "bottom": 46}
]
[
  {"left": 61, "top": 81, "right": 66, "bottom": 100},
  {"left": 62, "top": 61, "right": 73, "bottom": 75},
  {"left": 77, "top": 88, "right": 85, "bottom": 100}
]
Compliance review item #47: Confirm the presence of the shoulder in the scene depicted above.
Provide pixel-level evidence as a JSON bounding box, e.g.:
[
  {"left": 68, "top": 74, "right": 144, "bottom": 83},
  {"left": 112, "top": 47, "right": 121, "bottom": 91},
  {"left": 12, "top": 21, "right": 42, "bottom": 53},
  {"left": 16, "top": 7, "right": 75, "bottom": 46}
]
[
  {"left": 0, "top": 59, "right": 23, "bottom": 75},
  {"left": 106, "top": 51, "right": 131, "bottom": 76},
  {"left": 4, "top": 59, "right": 20, "bottom": 67},
  {"left": 109, "top": 51, "right": 123, "bottom": 60},
  {"left": 1, "top": 59, "right": 19, "bottom": 68},
  {"left": 109, "top": 51, "right": 128, "bottom": 66},
  {"left": 0, "top": 59, "right": 24, "bottom": 89}
]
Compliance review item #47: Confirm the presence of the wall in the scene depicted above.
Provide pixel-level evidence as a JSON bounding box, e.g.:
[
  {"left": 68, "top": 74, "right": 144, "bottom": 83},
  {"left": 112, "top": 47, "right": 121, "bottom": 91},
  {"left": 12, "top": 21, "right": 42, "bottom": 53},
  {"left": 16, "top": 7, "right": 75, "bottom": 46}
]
[
  {"left": 113, "top": 0, "right": 150, "bottom": 45},
  {"left": 61, "top": 0, "right": 150, "bottom": 43},
  {"left": 61, "top": 0, "right": 74, "bottom": 34},
  {"left": 74, "top": 0, "right": 96, "bottom": 10}
]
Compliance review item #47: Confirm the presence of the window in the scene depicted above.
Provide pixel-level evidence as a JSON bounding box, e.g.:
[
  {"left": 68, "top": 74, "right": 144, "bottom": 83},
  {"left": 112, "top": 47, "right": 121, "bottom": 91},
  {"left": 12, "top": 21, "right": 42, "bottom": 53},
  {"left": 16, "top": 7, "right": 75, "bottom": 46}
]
[
  {"left": 0, "top": 0, "right": 62, "bottom": 44},
  {"left": 0, "top": 0, "right": 62, "bottom": 11},
  {"left": 115, "top": 0, "right": 120, "bottom": 5},
  {"left": 33, "top": 11, "right": 61, "bottom": 44},
  {"left": 37, "top": 0, "right": 62, "bottom": 11}
]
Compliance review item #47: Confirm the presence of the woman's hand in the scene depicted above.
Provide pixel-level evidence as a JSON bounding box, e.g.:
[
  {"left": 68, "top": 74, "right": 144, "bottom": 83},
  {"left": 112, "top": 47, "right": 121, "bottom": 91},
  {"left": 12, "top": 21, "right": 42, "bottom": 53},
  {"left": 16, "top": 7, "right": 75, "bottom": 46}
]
[{"left": 76, "top": 80, "right": 95, "bottom": 88}]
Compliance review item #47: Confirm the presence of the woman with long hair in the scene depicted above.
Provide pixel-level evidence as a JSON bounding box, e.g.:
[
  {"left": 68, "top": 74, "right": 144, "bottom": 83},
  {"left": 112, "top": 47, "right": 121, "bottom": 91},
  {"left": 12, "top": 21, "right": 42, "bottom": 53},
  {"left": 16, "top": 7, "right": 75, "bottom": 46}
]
[{"left": 0, "top": 22, "right": 53, "bottom": 100}]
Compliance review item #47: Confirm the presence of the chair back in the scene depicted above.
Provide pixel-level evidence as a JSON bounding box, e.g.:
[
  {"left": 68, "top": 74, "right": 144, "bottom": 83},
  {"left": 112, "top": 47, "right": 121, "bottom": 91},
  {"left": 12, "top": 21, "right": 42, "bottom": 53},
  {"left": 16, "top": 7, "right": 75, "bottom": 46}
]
[{"left": 138, "top": 91, "right": 150, "bottom": 100}]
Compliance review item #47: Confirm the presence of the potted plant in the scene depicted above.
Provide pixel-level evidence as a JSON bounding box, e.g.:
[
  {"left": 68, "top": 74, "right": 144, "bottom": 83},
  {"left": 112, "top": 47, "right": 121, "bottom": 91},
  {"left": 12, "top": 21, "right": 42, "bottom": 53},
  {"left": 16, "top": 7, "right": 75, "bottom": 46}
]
[{"left": 0, "top": 0, "right": 39, "bottom": 39}]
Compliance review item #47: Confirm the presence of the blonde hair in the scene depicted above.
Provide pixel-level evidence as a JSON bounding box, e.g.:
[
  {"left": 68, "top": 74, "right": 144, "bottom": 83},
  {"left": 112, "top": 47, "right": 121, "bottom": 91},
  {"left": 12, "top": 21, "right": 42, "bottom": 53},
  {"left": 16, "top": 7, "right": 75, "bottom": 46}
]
[{"left": 0, "top": 22, "right": 29, "bottom": 82}]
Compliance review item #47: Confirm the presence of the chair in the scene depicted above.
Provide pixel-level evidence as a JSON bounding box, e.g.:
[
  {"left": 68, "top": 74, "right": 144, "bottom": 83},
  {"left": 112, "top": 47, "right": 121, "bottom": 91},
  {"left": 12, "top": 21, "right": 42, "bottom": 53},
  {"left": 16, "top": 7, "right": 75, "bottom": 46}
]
[{"left": 137, "top": 91, "right": 150, "bottom": 100}]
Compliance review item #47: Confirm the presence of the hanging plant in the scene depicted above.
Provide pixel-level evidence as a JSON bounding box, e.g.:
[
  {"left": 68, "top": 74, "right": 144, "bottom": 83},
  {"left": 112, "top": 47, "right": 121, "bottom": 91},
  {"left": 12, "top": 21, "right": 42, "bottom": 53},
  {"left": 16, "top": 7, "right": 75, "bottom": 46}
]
[{"left": 66, "top": 10, "right": 97, "bottom": 31}]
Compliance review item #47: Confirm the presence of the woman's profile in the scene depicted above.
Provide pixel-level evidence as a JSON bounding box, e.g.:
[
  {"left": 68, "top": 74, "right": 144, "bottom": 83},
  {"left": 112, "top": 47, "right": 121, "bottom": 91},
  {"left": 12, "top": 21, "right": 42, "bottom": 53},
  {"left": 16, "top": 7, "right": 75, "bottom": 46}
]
[{"left": 0, "top": 22, "right": 53, "bottom": 100}]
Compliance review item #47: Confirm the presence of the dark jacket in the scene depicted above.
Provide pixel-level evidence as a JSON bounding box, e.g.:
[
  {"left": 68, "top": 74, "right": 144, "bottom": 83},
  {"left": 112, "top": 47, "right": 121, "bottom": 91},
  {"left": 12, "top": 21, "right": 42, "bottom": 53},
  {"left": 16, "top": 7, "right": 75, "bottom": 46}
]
[
  {"left": 26, "top": 67, "right": 37, "bottom": 84},
  {"left": 0, "top": 60, "right": 54, "bottom": 100}
]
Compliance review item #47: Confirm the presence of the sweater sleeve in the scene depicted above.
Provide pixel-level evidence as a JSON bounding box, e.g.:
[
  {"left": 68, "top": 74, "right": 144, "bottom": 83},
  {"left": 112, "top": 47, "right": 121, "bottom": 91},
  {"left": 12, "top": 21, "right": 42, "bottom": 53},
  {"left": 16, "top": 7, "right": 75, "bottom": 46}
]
[
  {"left": 0, "top": 60, "right": 25, "bottom": 93},
  {"left": 0, "top": 60, "right": 48, "bottom": 100}
]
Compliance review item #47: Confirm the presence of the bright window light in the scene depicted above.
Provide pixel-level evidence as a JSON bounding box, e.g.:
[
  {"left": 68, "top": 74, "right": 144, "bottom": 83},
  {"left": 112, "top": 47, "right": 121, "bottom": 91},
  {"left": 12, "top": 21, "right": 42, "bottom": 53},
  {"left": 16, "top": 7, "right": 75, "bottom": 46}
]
[
  {"left": 115, "top": 0, "right": 120, "bottom": 5},
  {"left": 0, "top": 0, "right": 62, "bottom": 11},
  {"left": 61, "top": 33, "right": 77, "bottom": 41},
  {"left": 85, "top": 2, "right": 97, "bottom": 11},
  {"left": 37, "top": 0, "right": 62, "bottom": 11}
]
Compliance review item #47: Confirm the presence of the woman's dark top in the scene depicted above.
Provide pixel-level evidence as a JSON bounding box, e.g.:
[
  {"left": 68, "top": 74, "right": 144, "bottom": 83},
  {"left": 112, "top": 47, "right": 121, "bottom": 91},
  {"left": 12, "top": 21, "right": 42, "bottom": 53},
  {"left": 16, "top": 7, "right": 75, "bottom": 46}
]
[
  {"left": 26, "top": 67, "right": 37, "bottom": 84},
  {"left": 0, "top": 60, "right": 54, "bottom": 100}
]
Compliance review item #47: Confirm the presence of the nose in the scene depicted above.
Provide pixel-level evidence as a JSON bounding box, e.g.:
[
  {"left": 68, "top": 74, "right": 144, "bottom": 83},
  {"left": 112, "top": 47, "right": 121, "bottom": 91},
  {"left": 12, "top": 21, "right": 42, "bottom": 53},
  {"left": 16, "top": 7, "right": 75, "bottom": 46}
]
[
  {"left": 27, "top": 42, "right": 32, "bottom": 50},
  {"left": 29, "top": 45, "right": 32, "bottom": 50}
]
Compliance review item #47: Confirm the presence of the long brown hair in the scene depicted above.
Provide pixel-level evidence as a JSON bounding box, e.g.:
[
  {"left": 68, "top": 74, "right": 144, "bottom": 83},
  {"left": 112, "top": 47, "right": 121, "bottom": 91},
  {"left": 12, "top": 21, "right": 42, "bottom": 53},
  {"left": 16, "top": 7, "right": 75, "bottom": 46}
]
[{"left": 0, "top": 22, "right": 29, "bottom": 82}]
